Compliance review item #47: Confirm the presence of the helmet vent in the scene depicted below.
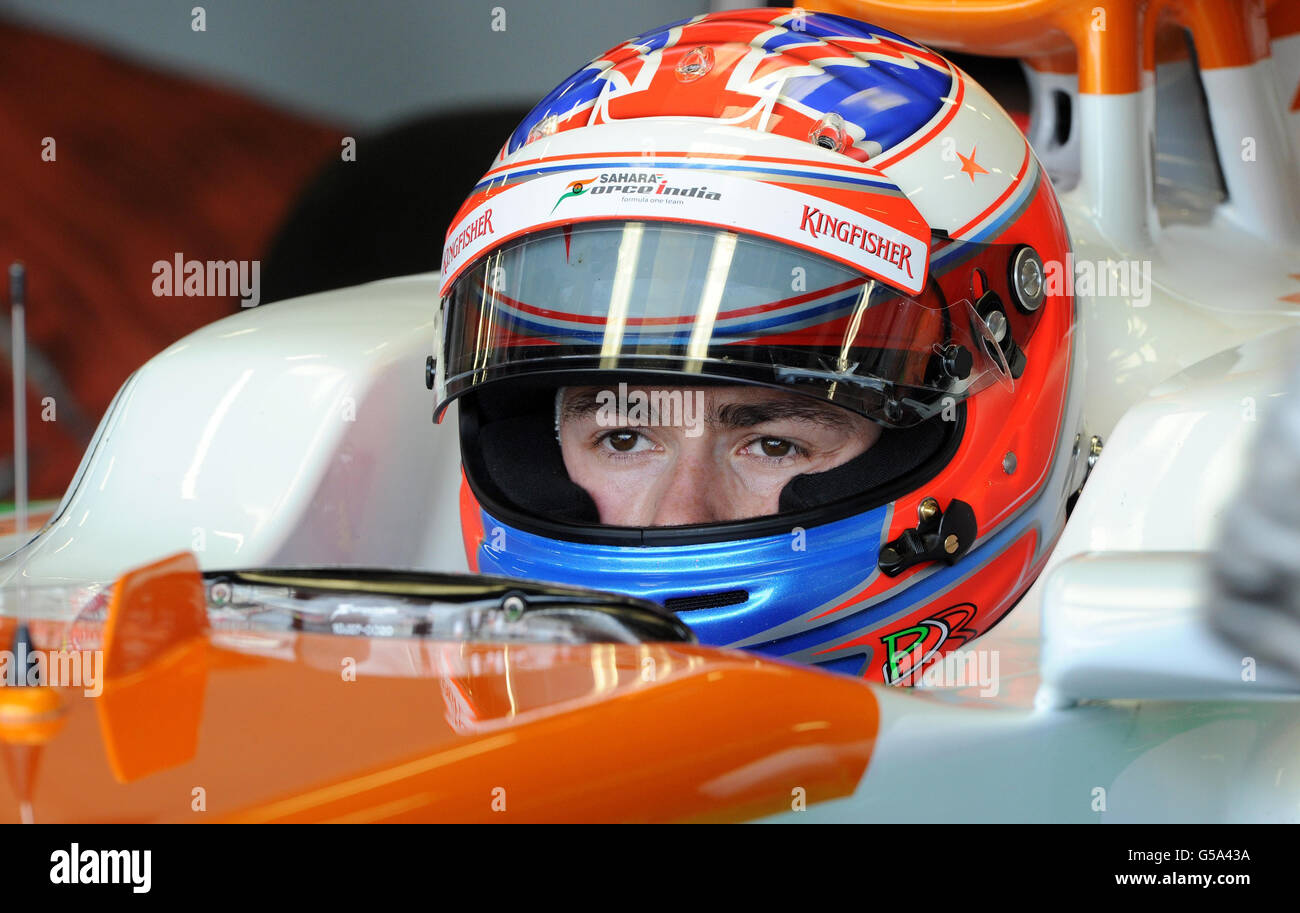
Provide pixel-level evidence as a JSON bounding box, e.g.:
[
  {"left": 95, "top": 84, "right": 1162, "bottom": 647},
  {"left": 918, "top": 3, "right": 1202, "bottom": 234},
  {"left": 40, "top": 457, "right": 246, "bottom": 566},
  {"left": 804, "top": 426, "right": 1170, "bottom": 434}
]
[
  {"left": 809, "top": 111, "right": 849, "bottom": 154},
  {"left": 676, "top": 46, "right": 714, "bottom": 82},
  {"left": 663, "top": 589, "right": 748, "bottom": 613}
]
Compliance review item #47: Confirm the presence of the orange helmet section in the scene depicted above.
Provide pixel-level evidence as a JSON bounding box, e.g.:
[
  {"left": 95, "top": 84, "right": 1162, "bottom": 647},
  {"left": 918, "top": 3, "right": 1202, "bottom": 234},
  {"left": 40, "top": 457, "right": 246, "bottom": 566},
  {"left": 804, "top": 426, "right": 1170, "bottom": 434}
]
[{"left": 807, "top": 174, "right": 1074, "bottom": 652}]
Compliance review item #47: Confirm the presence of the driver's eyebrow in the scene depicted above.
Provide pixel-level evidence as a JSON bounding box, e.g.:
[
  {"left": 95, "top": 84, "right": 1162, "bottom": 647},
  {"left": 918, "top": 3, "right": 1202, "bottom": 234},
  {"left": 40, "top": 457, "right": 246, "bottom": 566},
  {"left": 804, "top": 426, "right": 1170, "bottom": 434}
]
[
  {"left": 712, "top": 400, "right": 854, "bottom": 430},
  {"left": 561, "top": 389, "right": 856, "bottom": 430},
  {"left": 559, "top": 388, "right": 605, "bottom": 419}
]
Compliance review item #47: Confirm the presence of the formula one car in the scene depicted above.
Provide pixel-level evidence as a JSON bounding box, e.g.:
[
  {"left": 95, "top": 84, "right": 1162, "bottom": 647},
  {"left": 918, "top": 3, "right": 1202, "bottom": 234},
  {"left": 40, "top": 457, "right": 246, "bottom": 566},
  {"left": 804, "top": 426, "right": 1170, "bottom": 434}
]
[{"left": 0, "top": 0, "right": 1298, "bottom": 823}]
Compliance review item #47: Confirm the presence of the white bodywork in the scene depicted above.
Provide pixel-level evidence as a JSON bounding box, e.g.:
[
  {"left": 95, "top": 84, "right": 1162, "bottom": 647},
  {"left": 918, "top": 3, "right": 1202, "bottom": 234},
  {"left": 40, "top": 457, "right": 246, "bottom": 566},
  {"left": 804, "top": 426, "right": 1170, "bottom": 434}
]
[{"left": 3, "top": 277, "right": 466, "bottom": 584}]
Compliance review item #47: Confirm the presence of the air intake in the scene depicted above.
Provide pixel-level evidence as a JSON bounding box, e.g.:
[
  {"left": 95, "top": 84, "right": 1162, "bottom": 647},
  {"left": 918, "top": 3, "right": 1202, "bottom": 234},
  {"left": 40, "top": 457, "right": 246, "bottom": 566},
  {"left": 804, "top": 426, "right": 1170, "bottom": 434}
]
[{"left": 663, "top": 590, "right": 748, "bottom": 613}]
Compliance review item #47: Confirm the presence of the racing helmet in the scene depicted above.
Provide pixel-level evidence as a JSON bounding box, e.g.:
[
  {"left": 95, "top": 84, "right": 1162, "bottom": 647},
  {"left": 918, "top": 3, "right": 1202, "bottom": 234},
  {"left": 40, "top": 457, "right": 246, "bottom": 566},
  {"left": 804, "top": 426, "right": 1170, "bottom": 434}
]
[{"left": 429, "top": 8, "right": 1086, "bottom": 682}]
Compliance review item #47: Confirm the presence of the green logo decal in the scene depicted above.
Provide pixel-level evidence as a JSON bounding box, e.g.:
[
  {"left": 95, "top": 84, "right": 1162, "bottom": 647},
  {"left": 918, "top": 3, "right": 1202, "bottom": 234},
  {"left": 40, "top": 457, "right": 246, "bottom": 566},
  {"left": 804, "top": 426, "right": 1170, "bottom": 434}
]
[
  {"left": 880, "top": 604, "right": 977, "bottom": 685},
  {"left": 551, "top": 178, "right": 595, "bottom": 213}
]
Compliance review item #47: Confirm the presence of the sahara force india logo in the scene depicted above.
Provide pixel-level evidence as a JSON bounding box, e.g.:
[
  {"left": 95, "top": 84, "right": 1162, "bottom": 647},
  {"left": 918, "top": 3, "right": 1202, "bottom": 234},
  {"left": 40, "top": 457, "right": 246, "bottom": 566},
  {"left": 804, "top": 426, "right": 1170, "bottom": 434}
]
[
  {"left": 551, "top": 172, "right": 724, "bottom": 212},
  {"left": 879, "top": 603, "right": 978, "bottom": 685}
]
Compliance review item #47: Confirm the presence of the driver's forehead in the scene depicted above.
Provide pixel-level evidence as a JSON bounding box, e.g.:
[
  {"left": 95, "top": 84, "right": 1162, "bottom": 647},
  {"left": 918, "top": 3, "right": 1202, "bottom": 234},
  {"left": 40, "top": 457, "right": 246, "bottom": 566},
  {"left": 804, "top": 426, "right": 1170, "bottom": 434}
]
[
  {"left": 559, "top": 384, "right": 860, "bottom": 428},
  {"left": 564, "top": 384, "right": 777, "bottom": 403}
]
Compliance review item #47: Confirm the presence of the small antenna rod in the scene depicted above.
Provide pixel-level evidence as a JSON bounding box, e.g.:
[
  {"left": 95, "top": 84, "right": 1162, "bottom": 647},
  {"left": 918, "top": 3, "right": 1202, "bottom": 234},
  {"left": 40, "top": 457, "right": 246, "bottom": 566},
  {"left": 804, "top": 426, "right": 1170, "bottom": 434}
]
[{"left": 10, "top": 262, "right": 27, "bottom": 535}]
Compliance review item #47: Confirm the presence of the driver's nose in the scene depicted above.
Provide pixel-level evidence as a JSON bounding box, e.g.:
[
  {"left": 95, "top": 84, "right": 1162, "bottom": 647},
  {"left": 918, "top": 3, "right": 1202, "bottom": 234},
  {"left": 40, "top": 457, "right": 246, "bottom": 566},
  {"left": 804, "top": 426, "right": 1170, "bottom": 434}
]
[{"left": 647, "top": 448, "right": 728, "bottom": 526}]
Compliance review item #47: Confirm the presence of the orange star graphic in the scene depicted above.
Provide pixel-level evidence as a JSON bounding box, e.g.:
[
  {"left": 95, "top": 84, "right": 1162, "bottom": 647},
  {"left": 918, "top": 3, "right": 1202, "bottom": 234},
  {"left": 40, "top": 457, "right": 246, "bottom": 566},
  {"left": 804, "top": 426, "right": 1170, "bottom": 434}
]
[{"left": 957, "top": 146, "right": 988, "bottom": 182}]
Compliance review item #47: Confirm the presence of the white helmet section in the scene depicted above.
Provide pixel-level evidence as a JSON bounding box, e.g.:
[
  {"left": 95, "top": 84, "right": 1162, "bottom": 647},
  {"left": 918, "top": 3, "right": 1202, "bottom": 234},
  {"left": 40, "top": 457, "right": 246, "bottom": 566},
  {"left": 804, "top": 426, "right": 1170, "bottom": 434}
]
[
  {"left": 869, "top": 67, "right": 1041, "bottom": 242},
  {"left": 441, "top": 120, "right": 932, "bottom": 296},
  {"left": 458, "top": 60, "right": 1039, "bottom": 254},
  {"left": 440, "top": 168, "right": 930, "bottom": 297}
]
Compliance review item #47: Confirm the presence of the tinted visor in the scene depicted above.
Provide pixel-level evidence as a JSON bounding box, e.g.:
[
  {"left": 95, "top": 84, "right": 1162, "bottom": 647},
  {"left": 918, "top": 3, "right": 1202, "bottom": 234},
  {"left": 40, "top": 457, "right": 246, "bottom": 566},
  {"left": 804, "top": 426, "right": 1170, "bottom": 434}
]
[{"left": 434, "top": 222, "right": 1011, "bottom": 427}]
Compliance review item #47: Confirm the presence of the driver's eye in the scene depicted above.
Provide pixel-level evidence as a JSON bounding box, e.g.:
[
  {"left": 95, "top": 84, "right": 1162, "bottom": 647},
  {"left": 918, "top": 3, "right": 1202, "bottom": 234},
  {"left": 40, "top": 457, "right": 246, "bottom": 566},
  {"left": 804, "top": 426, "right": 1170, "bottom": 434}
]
[
  {"left": 759, "top": 438, "right": 793, "bottom": 457},
  {"left": 607, "top": 431, "right": 639, "bottom": 452}
]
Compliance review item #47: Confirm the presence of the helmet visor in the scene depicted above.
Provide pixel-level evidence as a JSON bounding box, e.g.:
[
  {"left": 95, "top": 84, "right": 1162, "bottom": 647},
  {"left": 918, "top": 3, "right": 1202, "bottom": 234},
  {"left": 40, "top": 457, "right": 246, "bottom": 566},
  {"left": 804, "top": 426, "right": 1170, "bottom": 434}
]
[{"left": 434, "top": 221, "right": 1011, "bottom": 427}]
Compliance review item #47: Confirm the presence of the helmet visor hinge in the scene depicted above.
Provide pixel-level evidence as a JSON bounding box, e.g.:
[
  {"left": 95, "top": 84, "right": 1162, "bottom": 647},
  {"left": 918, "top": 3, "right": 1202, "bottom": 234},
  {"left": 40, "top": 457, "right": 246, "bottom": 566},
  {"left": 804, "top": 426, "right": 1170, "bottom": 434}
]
[
  {"left": 877, "top": 498, "right": 977, "bottom": 577},
  {"left": 975, "top": 290, "right": 1027, "bottom": 380}
]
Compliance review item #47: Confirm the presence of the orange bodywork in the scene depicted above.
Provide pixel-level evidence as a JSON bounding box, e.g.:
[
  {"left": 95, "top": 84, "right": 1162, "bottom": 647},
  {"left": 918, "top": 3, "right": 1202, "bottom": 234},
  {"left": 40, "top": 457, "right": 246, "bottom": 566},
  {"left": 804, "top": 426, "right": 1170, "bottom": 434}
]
[
  {"left": 0, "top": 554, "right": 880, "bottom": 823},
  {"left": 806, "top": 0, "right": 1288, "bottom": 92}
]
